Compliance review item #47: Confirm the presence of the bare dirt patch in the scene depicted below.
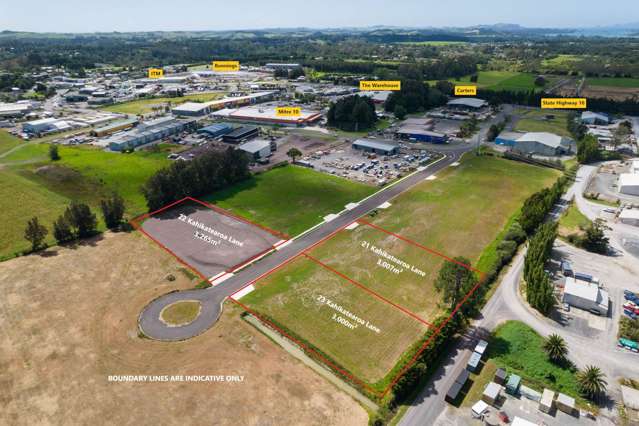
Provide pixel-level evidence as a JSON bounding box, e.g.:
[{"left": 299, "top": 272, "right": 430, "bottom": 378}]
[
  {"left": 582, "top": 85, "right": 639, "bottom": 101},
  {"left": 0, "top": 232, "right": 367, "bottom": 425}
]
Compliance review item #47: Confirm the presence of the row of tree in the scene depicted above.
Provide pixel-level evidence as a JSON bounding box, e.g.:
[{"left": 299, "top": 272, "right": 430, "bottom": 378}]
[
  {"left": 326, "top": 95, "right": 377, "bottom": 132},
  {"left": 142, "top": 147, "right": 250, "bottom": 211},
  {"left": 524, "top": 222, "right": 558, "bottom": 314},
  {"left": 24, "top": 194, "right": 125, "bottom": 252}
]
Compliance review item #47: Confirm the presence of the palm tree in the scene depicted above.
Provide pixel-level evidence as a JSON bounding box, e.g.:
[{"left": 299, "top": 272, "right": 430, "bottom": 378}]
[
  {"left": 577, "top": 365, "right": 607, "bottom": 400},
  {"left": 543, "top": 333, "right": 568, "bottom": 363}
]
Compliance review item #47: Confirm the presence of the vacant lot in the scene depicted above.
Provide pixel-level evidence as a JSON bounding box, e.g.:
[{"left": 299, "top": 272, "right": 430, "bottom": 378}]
[
  {"left": 239, "top": 255, "right": 428, "bottom": 384},
  {"left": 0, "top": 130, "right": 23, "bottom": 155},
  {"left": 206, "top": 165, "right": 375, "bottom": 237},
  {"left": 239, "top": 156, "right": 559, "bottom": 390},
  {"left": 0, "top": 232, "right": 367, "bottom": 425},
  {"left": 587, "top": 77, "right": 639, "bottom": 88},
  {"left": 515, "top": 109, "right": 572, "bottom": 138},
  {"left": 435, "top": 71, "right": 542, "bottom": 92},
  {"left": 102, "top": 92, "right": 224, "bottom": 115}
]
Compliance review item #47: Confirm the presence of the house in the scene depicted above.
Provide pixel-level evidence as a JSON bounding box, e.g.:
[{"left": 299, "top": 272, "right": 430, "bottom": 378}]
[
  {"left": 619, "top": 173, "right": 639, "bottom": 196},
  {"left": 352, "top": 139, "right": 399, "bottom": 156},
  {"left": 581, "top": 111, "right": 610, "bottom": 125},
  {"left": 512, "top": 132, "right": 576, "bottom": 156},
  {"left": 562, "top": 277, "right": 609, "bottom": 315}
]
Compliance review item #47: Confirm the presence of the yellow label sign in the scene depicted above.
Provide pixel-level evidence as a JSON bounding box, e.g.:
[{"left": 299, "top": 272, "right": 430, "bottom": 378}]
[
  {"left": 541, "top": 98, "right": 587, "bottom": 109},
  {"left": 276, "top": 107, "right": 301, "bottom": 117},
  {"left": 213, "top": 61, "right": 240, "bottom": 72},
  {"left": 148, "top": 68, "right": 164, "bottom": 79},
  {"left": 359, "top": 81, "right": 401, "bottom": 91},
  {"left": 455, "top": 85, "right": 477, "bottom": 96}
]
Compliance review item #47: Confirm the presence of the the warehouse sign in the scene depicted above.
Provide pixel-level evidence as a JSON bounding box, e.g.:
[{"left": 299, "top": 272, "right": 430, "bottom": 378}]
[
  {"left": 359, "top": 80, "right": 401, "bottom": 91},
  {"left": 455, "top": 85, "right": 477, "bottom": 96},
  {"left": 213, "top": 61, "right": 240, "bottom": 72},
  {"left": 148, "top": 68, "right": 164, "bottom": 79},
  {"left": 541, "top": 98, "right": 587, "bottom": 109},
  {"left": 275, "top": 107, "right": 301, "bottom": 117}
]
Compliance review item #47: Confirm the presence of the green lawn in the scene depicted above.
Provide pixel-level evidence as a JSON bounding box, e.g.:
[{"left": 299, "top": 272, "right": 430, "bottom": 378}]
[
  {"left": 587, "top": 77, "right": 639, "bottom": 88},
  {"left": 0, "top": 131, "right": 23, "bottom": 156},
  {"left": 489, "top": 321, "right": 588, "bottom": 407},
  {"left": 428, "top": 71, "right": 542, "bottom": 92},
  {"left": 101, "top": 92, "right": 224, "bottom": 115},
  {"left": 0, "top": 145, "right": 169, "bottom": 259},
  {"left": 559, "top": 201, "right": 591, "bottom": 237},
  {"left": 205, "top": 165, "right": 375, "bottom": 237},
  {"left": 515, "top": 109, "right": 572, "bottom": 138}
]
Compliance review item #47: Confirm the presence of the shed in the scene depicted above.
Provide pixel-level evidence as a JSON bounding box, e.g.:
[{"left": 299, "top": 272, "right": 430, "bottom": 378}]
[
  {"left": 471, "top": 400, "right": 489, "bottom": 418},
  {"left": 494, "top": 368, "right": 507, "bottom": 385},
  {"left": 539, "top": 388, "right": 555, "bottom": 413},
  {"left": 505, "top": 374, "right": 521, "bottom": 395},
  {"left": 467, "top": 351, "right": 482, "bottom": 373},
  {"left": 556, "top": 392, "right": 576, "bottom": 415},
  {"left": 474, "top": 339, "right": 488, "bottom": 358},
  {"left": 482, "top": 382, "right": 501, "bottom": 405}
]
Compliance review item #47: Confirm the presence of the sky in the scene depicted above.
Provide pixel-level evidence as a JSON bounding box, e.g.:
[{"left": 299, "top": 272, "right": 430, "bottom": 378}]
[{"left": 2, "top": 0, "right": 638, "bottom": 33}]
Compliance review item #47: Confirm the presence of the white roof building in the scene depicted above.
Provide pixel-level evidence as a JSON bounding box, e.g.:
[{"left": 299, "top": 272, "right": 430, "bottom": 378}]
[
  {"left": 620, "top": 209, "right": 639, "bottom": 226},
  {"left": 562, "top": 277, "right": 609, "bottom": 315},
  {"left": 513, "top": 132, "right": 576, "bottom": 156},
  {"left": 447, "top": 97, "right": 487, "bottom": 109},
  {"left": 619, "top": 173, "right": 639, "bottom": 196}
]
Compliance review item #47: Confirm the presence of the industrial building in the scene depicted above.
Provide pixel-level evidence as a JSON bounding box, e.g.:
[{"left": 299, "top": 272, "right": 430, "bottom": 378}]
[
  {"left": 222, "top": 125, "right": 259, "bottom": 144},
  {"left": 0, "top": 102, "right": 33, "bottom": 117},
  {"left": 446, "top": 97, "right": 487, "bottom": 110},
  {"left": 619, "top": 173, "right": 639, "bottom": 196},
  {"left": 106, "top": 117, "right": 195, "bottom": 151},
  {"left": 396, "top": 126, "right": 448, "bottom": 143},
  {"left": 238, "top": 139, "right": 272, "bottom": 161},
  {"left": 352, "top": 138, "right": 399, "bottom": 155},
  {"left": 171, "top": 102, "right": 211, "bottom": 117},
  {"left": 494, "top": 131, "right": 524, "bottom": 146},
  {"left": 265, "top": 63, "right": 301, "bottom": 69},
  {"left": 212, "top": 105, "right": 322, "bottom": 127},
  {"left": 581, "top": 111, "right": 610, "bottom": 125},
  {"left": 619, "top": 209, "right": 639, "bottom": 227},
  {"left": 91, "top": 118, "right": 138, "bottom": 137},
  {"left": 197, "top": 123, "right": 234, "bottom": 138},
  {"left": 510, "top": 132, "right": 576, "bottom": 156},
  {"left": 23, "top": 118, "right": 71, "bottom": 134},
  {"left": 562, "top": 277, "right": 609, "bottom": 316}
]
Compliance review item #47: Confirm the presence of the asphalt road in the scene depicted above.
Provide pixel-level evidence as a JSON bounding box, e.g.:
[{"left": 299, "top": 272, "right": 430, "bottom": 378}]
[{"left": 139, "top": 143, "right": 473, "bottom": 341}]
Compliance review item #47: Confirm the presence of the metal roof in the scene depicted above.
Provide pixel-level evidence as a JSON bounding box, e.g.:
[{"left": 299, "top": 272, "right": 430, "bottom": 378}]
[
  {"left": 620, "top": 173, "right": 639, "bottom": 187},
  {"left": 239, "top": 139, "right": 270, "bottom": 153},
  {"left": 172, "top": 102, "right": 210, "bottom": 112},
  {"left": 516, "top": 132, "right": 572, "bottom": 149},
  {"left": 397, "top": 126, "right": 446, "bottom": 137},
  {"left": 224, "top": 125, "right": 258, "bottom": 138},
  {"left": 353, "top": 138, "right": 398, "bottom": 152},
  {"left": 447, "top": 97, "right": 487, "bottom": 108}
]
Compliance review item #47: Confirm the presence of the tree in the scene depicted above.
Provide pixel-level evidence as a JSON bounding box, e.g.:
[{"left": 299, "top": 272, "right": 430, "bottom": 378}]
[
  {"left": 581, "top": 218, "right": 609, "bottom": 254},
  {"left": 577, "top": 135, "right": 601, "bottom": 164},
  {"left": 534, "top": 76, "right": 547, "bottom": 87},
  {"left": 286, "top": 147, "right": 302, "bottom": 163},
  {"left": 100, "top": 192, "right": 126, "bottom": 230},
  {"left": 65, "top": 202, "right": 98, "bottom": 238},
  {"left": 434, "top": 256, "right": 477, "bottom": 311},
  {"left": 49, "top": 144, "right": 60, "bottom": 161},
  {"left": 543, "top": 333, "right": 568, "bottom": 363},
  {"left": 577, "top": 365, "right": 607, "bottom": 400},
  {"left": 394, "top": 104, "right": 407, "bottom": 120},
  {"left": 53, "top": 215, "right": 74, "bottom": 243},
  {"left": 24, "top": 216, "right": 48, "bottom": 252}
]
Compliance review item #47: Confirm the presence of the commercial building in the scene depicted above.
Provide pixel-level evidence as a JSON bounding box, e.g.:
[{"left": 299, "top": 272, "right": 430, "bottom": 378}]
[
  {"left": 352, "top": 139, "right": 399, "bottom": 156},
  {"left": 206, "top": 91, "right": 276, "bottom": 112},
  {"left": 213, "top": 105, "right": 322, "bottom": 127},
  {"left": 562, "top": 277, "right": 609, "bottom": 315},
  {"left": 171, "top": 102, "right": 211, "bottom": 117},
  {"left": 396, "top": 126, "right": 448, "bottom": 143},
  {"left": 495, "top": 131, "right": 524, "bottom": 146},
  {"left": 0, "top": 102, "right": 32, "bottom": 117},
  {"left": 106, "top": 117, "right": 195, "bottom": 151},
  {"left": 265, "top": 63, "right": 301, "bottom": 70},
  {"left": 619, "top": 173, "right": 639, "bottom": 196},
  {"left": 620, "top": 209, "right": 639, "bottom": 226},
  {"left": 222, "top": 125, "right": 259, "bottom": 144},
  {"left": 238, "top": 139, "right": 272, "bottom": 161},
  {"left": 91, "top": 118, "right": 138, "bottom": 137},
  {"left": 23, "top": 118, "right": 71, "bottom": 134},
  {"left": 446, "top": 97, "right": 487, "bottom": 110},
  {"left": 197, "top": 123, "right": 234, "bottom": 138},
  {"left": 581, "top": 111, "right": 610, "bottom": 125},
  {"left": 512, "top": 132, "right": 576, "bottom": 156}
]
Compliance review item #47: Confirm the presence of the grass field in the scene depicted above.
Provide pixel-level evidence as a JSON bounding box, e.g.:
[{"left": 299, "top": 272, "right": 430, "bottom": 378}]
[
  {"left": 101, "top": 92, "right": 224, "bottom": 115},
  {"left": 241, "top": 156, "right": 560, "bottom": 386},
  {"left": 206, "top": 165, "right": 375, "bottom": 237},
  {"left": 515, "top": 109, "right": 572, "bottom": 138},
  {"left": 0, "top": 131, "right": 23, "bottom": 155},
  {"left": 239, "top": 256, "right": 428, "bottom": 383},
  {"left": 488, "top": 321, "right": 588, "bottom": 407},
  {"left": 559, "top": 201, "right": 591, "bottom": 238},
  {"left": 586, "top": 77, "right": 639, "bottom": 88},
  {"left": 0, "top": 145, "right": 169, "bottom": 258},
  {"left": 428, "top": 71, "right": 542, "bottom": 92}
]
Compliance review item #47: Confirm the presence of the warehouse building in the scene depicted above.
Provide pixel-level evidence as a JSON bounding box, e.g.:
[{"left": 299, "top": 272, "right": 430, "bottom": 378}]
[
  {"left": 91, "top": 118, "right": 138, "bottom": 137},
  {"left": 212, "top": 105, "right": 322, "bottom": 127},
  {"left": 0, "top": 102, "right": 33, "bottom": 117},
  {"left": 197, "top": 123, "right": 234, "bottom": 138},
  {"left": 581, "top": 111, "right": 610, "bottom": 125},
  {"left": 494, "top": 131, "right": 524, "bottom": 146},
  {"left": 265, "top": 63, "right": 301, "bottom": 70},
  {"left": 172, "top": 102, "right": 211, "bottom": 117},
  {"left": 396, "top": 126, "right": 448, "bottom": 143},
  {"left": 222, "top": 125, "right": 259, "bottom": 144},
  {"left": 619, "top": 173, "right": 639, "bottom": 196},
  {"left": 23, "top": 118, "right": 73, "bottom": 134},
  {"left": 562, "top": 278, "right": 609, "bottom": 316},
  {"left": 352, "top": 139, "right": 399, "bottom": 155},
  {"left": 446, "top": 97, "right": 487, "bottom": 110},
  {"left": 106, "top": 117, "right": 195, "bottom": 151},
  {"left": 512, "top": 132, "right": 576, "bottom": 156},
  {"left": 238, "top": 139, "right": 272, "bottom": 161}
]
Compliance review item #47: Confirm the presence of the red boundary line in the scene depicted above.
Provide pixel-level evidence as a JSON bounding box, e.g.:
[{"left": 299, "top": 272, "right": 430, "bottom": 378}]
[
  {"left": 230, "top": 218, "right": 487, "bottom": 398},
  {"left": 303, "top": 252, "right": 434, "bottom": 328},
  {"left": 130, "top": 197, "right": 290, "bottom": 280}
]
